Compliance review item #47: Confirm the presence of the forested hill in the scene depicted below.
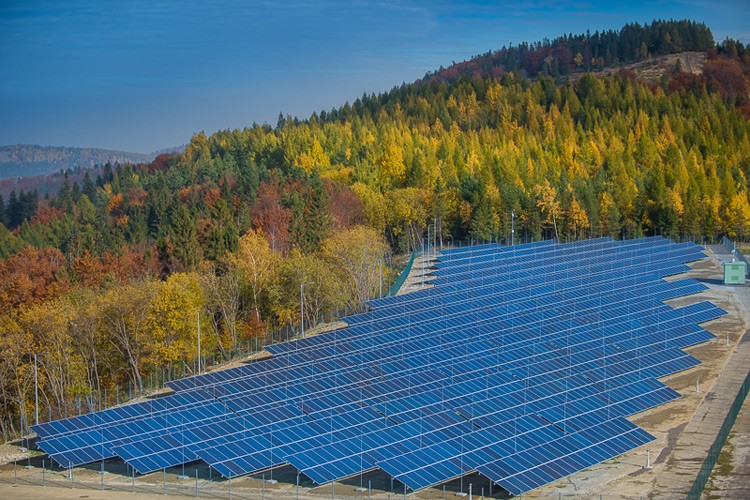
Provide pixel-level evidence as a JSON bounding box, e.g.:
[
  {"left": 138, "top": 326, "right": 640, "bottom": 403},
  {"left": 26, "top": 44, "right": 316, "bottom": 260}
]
[
  {"left": 1, "top": 19, "right": 750, "bottom": 437},
  {"left": 422, "top": 19, "right": 716, "bottom": 83},
  {"left": 0, "top": 144, "right": 154, "bottom": 179}
]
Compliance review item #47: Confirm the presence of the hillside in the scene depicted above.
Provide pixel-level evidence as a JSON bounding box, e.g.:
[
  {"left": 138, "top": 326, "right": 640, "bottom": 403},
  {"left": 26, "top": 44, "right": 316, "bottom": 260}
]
[
  {"left": 0, "top": 144, "right": 154, "bottom": 179},
  {"left": 422, "top": 19, "right": 714, "bottom": 83},
  {"left": 0, "top": 19, "right": 749, "bottom": 441}
]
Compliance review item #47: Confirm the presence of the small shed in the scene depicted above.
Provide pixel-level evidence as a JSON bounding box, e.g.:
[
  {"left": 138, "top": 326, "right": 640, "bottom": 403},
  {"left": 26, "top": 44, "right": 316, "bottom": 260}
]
[{"left": 723, "top": 261, "right": 746, "bottom": 285}]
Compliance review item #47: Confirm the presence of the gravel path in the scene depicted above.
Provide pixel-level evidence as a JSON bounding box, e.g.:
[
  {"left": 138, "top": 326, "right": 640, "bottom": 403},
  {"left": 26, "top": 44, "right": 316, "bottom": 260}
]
[{"left": 650, "top": 248, "right": 750, "bottom": 498}]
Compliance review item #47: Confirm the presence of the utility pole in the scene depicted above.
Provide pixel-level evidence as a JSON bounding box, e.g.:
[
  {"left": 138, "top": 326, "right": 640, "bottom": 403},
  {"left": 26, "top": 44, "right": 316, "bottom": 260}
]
[
  {"left": 511, "top": 210, "right": 515, "bottom": 246},
  {"left": 427, "top": 224, "right": 431, "bottom": 260},
  {"left": 34, "top": 353, "right": 39, "bottom": 428},
  {"left": 379, "top": 260, "right": 383, "bottom": 299},
  {"left": 300, "top": 281, "right": 314, "bottom": 338},
  {"left": 197, "top": 312, "right": 201, "bottom": 375}
]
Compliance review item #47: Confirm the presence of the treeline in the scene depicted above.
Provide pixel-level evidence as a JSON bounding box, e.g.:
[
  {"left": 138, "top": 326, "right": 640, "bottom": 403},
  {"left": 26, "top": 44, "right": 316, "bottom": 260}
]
[
  {"left": 1, "top": 19, "right": 750, "bottom": 439},
  {"left": 0, "top": 225, "right": 389, "bottom": 437},
  {"left": 424, "top": 19, "right": 715, "bottom": 82}
]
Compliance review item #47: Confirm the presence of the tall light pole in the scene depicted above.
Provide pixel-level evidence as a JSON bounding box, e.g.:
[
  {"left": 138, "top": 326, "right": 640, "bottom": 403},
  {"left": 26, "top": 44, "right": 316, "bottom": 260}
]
[
  {"left": 34, "top": 353, "right": 39, "bottom": 428},
  {"left": 197, "top": 311, "right": 201, "bottom": 375},
  {"left": 33, "top": 351, "right": 47, "bottom": 428},
  {"left": 511, "top": 210, "right": 515, "bottom": 246},
  {"left": 300, "top": 281, "right": 314, "bottom": 338}
]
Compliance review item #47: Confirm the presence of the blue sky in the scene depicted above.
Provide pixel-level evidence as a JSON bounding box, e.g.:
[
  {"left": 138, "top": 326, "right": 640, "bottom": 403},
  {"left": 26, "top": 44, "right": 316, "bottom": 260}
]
[{"left": 1, "top": 1, "right": 748, "bottom": 153}]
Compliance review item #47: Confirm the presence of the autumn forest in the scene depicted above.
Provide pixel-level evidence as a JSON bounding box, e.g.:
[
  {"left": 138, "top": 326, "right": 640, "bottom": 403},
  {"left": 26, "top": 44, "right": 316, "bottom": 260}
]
[{"left": 1, "top": 20, "right": 749, "bottom": 440}]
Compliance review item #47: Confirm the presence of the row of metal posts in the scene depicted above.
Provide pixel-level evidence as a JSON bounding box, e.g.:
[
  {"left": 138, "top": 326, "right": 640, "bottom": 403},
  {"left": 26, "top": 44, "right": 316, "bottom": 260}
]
[
  {"left": 7, "top": 461, "right": 500, "bottom": 500},
  {"left": 4, "top": 471, "right": 491, "bottom": 500}
]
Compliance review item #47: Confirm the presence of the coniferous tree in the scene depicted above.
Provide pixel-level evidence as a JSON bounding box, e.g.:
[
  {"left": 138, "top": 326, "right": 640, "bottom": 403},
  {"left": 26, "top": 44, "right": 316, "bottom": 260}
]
[{"left": 169, "top": 205, "right": 201, "bottom": 272}]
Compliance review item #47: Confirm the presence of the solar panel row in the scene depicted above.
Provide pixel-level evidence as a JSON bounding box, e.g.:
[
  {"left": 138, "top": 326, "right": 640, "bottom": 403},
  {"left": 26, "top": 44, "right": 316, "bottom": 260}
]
[{"left": 32, "top": 237, "right": 724, "bottom": 495}]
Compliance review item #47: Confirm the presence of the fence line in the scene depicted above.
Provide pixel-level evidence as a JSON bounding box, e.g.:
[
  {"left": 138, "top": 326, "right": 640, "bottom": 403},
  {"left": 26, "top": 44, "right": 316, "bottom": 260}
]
[
  {"left": 386, "top": 248, "right": 421, "bottom": 297},
  {"left": 686, "top": 365, "right": 750, "bottom": 499}
]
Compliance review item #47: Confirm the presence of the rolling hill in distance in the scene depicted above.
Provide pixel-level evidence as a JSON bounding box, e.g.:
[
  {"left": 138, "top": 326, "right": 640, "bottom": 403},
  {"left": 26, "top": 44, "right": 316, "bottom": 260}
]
[
  {"left": 0, "top": 144, "right": 153, "bottom": 179},
  {"left": 0, "top": 144, "right": 185, "bottom": 198}
]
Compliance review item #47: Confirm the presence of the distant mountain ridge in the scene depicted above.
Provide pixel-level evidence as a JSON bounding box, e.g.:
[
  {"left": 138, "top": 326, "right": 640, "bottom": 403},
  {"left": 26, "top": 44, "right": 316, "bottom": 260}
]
[
  {"left": 0, "top": 144, "right": 183, "bottom": 179},
  {"left": 420, "top": 19, "right": 714, "bottom": 84}
]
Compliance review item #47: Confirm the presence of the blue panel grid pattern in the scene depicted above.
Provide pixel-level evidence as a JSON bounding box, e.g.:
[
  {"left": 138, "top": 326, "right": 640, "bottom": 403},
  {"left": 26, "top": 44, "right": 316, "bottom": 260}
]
[{"left": 32, "top": 237, "right": 725, "bottom": 495}]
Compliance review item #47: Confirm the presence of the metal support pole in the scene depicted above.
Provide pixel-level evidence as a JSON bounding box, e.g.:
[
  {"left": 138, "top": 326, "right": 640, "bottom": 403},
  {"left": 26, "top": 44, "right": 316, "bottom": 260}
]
[
  {"left": 229, "top": 475, "right": 232, "bottom": 500},
  {"left": 297, "top": 472, "right": 300, "bottom": 500},
  {"left": 300, "top": 281, "right": 314, "bottom": 338},
  {"left": 197, "top": 311, "right": 201, "bottom": 375},
  {"left": 379, "top": 260, "right": 383, "bottom": 299},
  {"left": 163, "top": 468, "right": 166, "bottom": 495},
  {"left": 646, "top": 449, "right": 652, "bottom": 469},
  {"left": 132, "top": 466, "right": 135, "bottom": 492},
  {"left": 34, "top": 353, "right": 39, "bottom": 427},
  {"left": 428, "top": 224, "right": 431, "bottom": 259},
  {"left": 434, "top": 218, "right": 437, "bottom": 256},
  {"left": 42, "top": 459, "right": 45, "bottom": 486},
  {"left": 697, "top": 377, "right": 700, "bottom": 394},
  {"left": 196, "top": 469, "right": 199, "bottom": 497},
  {"left": 421, "top": 239, "right": 425, "bottom": 287},
  {"left": 301, "top": 283, "right": 305, "bottom": 338},
  {"left": 404, "top": 483, "right": 407, "bottom": 499}
]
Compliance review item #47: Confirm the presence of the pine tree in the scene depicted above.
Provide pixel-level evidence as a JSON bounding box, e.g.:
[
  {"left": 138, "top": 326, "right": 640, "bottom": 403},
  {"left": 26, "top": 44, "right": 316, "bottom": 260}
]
[
  {"left": 300, "top": 175, "right": 332, "bottom": 252},
  {"left": 169, "top": 205, "right": 201, "bottom": 272}
]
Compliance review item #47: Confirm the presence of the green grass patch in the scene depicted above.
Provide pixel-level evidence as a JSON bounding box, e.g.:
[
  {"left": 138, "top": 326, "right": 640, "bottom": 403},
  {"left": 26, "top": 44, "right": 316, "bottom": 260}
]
[{"left": 714, "top": 442, "right": 734, "bottom": 477}]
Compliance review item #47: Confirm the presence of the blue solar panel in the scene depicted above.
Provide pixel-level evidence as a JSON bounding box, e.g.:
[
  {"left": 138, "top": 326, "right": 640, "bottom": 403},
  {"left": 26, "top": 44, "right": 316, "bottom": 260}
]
[{"left": 32, "top": 237, "right": 725, "bottom": 496}]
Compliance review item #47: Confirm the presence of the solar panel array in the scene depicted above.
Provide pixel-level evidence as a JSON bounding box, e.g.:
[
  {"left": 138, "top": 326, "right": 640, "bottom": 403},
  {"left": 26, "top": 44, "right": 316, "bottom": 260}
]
[{"left": 32, "top": 237, "right": 725, "bottom": 495}]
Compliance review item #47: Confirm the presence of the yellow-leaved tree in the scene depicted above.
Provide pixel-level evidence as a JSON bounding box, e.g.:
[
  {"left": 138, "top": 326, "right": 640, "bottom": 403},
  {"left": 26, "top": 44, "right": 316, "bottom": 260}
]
[
  {"left": 535, "top": 179, "right": 561, "bottom": 241},
  {"left": 94, "top": 280, "right": 156, "bottom": 393},
  {"left": 728, "top": 192, "right": 750, "bottom": 240},
  {"left": 18, "top": 297, "right": 77, "bottom": 419},
  {"left": 321, "top": 226, "right": 389, "bottom": 310},
  {"left": 226, "top": 229, "right": 280, "bottom": 325},
  {"left": 350, "top": 182, "right": 387, "bottom": 235},
  {"left": 378, "top": 142, "right": 407, "bottom": 187},
  {"left": 145, "top": 273, "right": 207, "bottom": 375},
  {"left": 567, "top": 197, "right": 590, "bottom": 241},
  {"left": 271, "top": 249, "right": 345, "bottom": 331},
  {"left": 0, "top": 313, "right": 34, "bottom": 432},
  {"left": 386, "top": 188, "right": 431, "bottom": 252},
  {"left": 296, "top": 138, "right": 331, "bottom": 173},
  {"left": 201, "top": 267, "right": 242, "bottom": 360}
]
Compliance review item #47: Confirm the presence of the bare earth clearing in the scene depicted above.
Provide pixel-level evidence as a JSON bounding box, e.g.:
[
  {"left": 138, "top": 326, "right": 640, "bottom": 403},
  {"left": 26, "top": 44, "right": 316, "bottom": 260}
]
[{"left": 1, "top": 245, "right": 748, "bottom": 499}]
